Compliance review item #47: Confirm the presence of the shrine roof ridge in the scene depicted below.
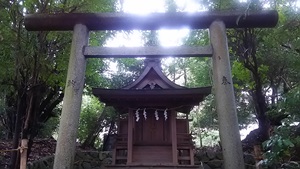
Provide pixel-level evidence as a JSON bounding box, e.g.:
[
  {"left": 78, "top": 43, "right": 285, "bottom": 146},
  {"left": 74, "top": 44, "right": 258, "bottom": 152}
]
[{"left": 25, "top": 10, "right": 278, "bottom": 31}]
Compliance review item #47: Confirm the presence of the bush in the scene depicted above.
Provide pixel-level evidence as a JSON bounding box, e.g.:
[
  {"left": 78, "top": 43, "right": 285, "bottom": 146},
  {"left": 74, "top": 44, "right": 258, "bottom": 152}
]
[{"left": 262, "top": 118, "right": 300, "bottom": 168}]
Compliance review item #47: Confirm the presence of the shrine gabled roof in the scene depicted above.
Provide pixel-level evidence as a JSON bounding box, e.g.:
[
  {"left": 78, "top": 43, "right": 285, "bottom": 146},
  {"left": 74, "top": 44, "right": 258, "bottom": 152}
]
[
  {"left": 92, "top": 87, "right": 211, "bottom": 114},
  {"left": 92, "top": 58, "right": 211, "bottom": 114},
  {"left": 122, "top": 59, "right": 184, "bottom": 90}
]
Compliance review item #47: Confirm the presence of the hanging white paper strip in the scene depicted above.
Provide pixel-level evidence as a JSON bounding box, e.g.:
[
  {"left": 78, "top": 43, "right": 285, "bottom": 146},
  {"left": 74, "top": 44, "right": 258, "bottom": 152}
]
[
  {"left": 135, "top": 108, "right": 140, "bottom": 122},
  {"left": 143, "top": 108, "right": 147, "bottom": 120},
  {"left": 164, "top": 108, "right": 168, "bottom": 121},
  {"left": 155, "top": 110, "right": 159, "bottom": 120}
]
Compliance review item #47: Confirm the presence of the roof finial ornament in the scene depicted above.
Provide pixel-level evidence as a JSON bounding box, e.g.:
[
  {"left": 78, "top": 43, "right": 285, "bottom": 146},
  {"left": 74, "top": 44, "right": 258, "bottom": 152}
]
[{"left": 144, "top": 58, "right": 162, "bottom": 69}]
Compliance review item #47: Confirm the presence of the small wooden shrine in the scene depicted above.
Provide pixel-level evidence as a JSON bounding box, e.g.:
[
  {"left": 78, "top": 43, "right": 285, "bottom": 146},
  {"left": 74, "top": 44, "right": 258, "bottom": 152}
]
[{"left": 93, "top": 58, "right": 211, "bottom": 167}]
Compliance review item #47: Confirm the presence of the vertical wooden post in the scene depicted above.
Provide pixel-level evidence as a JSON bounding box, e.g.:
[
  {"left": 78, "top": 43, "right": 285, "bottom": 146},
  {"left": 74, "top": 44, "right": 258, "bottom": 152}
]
[
  {"left": 53, "top": 24, "right": 89, "bottom": 169},
  {"left": 127, "top": 110, "right": 133, "bottom": 164},
  {"left": 112, "top": 114, "right": 121, "bottom": 165},
  {"left": 209, "top": 20, "right": 245, "bottom": 169},
  {"left": 171, "top": 110, "right": 178, "bottom": 165},
  {"left": 186, "top": 113, "right": 194, "bottom": 165},
  {"left": 20, "top": 139, "right": 28, "bottom": 169},
  {"left": 186, "top": 114, "right": 189, "bottom": 133}
]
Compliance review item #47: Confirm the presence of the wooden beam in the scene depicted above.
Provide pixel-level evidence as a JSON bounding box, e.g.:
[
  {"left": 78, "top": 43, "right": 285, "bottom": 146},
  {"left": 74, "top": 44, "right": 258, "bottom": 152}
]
[
  {"left": 190, "top": 147, "right": 194, "bottom": 165},
  {"left": 127, "top": 110, "right": 133, "bottom": 164},
  {"left": 24, "top": 10, "right": 278, "bottom": 31},
  {"left": 20, "top": 139, "right": 28, "bottom": 169},
  {"left": 84, "top": 46, "right": 212, "bottom": 58},
  {"left": 92, "top": 87, "right": 212, "bottom": 96},
  {"left": 171, "top": 110, "right": 178, "bottom": 165}
]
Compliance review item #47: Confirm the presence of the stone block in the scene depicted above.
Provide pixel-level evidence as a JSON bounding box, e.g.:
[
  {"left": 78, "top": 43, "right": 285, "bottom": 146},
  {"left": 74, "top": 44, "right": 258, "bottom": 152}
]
[
  {"left": 90, "top": 161, "right": 101, "bottom": 167},
  {"left": 206, "top": 150, "right": 216, "bottom": 160},
  {"left": 106, "top": 151, "right": 112, "bottom": 158},
  {"left": 99, "top": 152, "right": 108, "bottom": 160},
  {"left": 245, "top": 164, "right": 256, "bottom": 169},
  {"left": 195, "top": 150, "right": 206, "bottom": 158},
  {"left": 195, "top": 160, "right": 202, "bottom": 165},
  {"left": 74, "top": 166, "right": 80, "bottom": 169},
  {"left": 101, "top": 157, "right": 112, "bottom": 165},
  {"left": 207, "top": 160, "right": 223, "bottom": 168},
  {"left": 82, "top": 162, "right": 92, "bottom": 169},
  {"left": 198, "top": 153, "right": 210, "bottom": 162},
  {"left": 84, "top": 152, "right": 96, "bottom": 161},
  {"left": 216, "top": 152, "right": 223, "bottom": 160},
  {"left": 76, "top": 151, "right": 87, "bottom": 160},
  {"left": 244, "top": 153, "right": 256, "bottom": 165},
  {"left": 202, "top": 163, "right": 212, "bottom": 169},
  {"left": 91, "top": 152, "right": 100, "bottom": 158}
]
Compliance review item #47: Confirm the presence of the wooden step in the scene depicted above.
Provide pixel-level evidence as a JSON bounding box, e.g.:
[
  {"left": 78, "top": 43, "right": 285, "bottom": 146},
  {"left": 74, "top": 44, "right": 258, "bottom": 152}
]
[
  {"left": 132, "top": 146, "right": 172, "bottom": 164},
  {"left": 105, "top": 164, "right": 201, "bottom": 169}
]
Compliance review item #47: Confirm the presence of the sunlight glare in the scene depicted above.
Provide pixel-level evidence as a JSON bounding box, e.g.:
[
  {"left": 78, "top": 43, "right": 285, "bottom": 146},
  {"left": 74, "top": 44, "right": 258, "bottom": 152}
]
[
  {"left": 105, "top": 1, "right": 193, "bottom": 48},
  {"left": 297, "top": 0, "right": 300, "bottom": 9},
  {"left": 175, "top": 0, "right": 203, "bottom": 12},
  {"left": 122, "top": 0, "right": 166, "bottom": 14},
  {"left": 105, "top": 30, "right": 143, "bottom": 47},
  {"left": 263, "top": 2, "right": 271, "bottom": 9},
  {"left": 158, "top": 28, "right": 190, "bottom": 46}
]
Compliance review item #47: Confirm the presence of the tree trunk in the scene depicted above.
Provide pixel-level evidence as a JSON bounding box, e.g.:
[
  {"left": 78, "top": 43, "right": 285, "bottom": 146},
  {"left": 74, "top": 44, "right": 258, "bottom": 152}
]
[
  {"left": 10, "top": 89, "right": 26, "bottom": 169},
  {"left": 253, "top": 76, "right": 270, "bottom": 142},
  {"left": 102, "top": 120, "right": 116, "bottom": 151},
  {"left": 5, "top": 94, "right": 16, "bottom": 139},
  {"left": 237, "top": 28, "right": 270, "bottom": 143}
]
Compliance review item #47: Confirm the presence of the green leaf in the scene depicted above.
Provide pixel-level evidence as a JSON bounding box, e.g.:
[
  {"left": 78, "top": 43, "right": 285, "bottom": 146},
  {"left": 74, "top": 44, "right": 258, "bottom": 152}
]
[{"left": 283, "top": 139, "right": 294, "bottom": 148}]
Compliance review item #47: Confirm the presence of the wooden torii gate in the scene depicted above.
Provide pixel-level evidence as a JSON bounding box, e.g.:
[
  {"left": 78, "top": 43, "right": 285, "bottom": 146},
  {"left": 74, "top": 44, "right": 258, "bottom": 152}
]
[{"left": 24, "top": 10, "right": 278, "bottom": 169}]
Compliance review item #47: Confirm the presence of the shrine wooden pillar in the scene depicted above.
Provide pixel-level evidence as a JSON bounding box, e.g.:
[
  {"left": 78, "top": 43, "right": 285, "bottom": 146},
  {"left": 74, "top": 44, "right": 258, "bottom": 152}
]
[
  {"left": 209, "top": 20, "right": 245, "bottom": 169},
  {"left": 171, "top": 110, "right": 178, "bottom": 165},
  {"left": 127, "top": 110, "right": 133, "bottom": 164},
  {"left": 53, "top": 24, "right": 89, "bottom": 169}
]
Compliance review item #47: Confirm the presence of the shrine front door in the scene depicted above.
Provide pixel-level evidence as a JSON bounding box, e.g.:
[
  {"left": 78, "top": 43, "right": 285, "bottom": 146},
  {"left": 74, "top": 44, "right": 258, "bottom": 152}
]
[{"left": 133, "top": 110, "right": 171, "bottom": 145}]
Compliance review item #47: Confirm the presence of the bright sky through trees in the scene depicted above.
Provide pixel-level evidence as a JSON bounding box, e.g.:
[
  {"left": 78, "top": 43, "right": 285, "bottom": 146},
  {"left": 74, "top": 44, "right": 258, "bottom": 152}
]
[
  {"left": 104, "top": 0, "right": 202, "bottom": 47},
  {"left": 122, "top": 0, "right": 166, "bottom": 14}
]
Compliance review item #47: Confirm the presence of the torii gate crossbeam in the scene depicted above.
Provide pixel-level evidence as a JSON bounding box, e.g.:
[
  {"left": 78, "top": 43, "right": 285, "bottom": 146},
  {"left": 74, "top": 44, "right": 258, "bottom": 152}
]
[
  {"left": 24, "top": 10, "right": 278, "bottom": 169},
  {"left": 25, "top": 10, "right": 277, "bottom": 31}
]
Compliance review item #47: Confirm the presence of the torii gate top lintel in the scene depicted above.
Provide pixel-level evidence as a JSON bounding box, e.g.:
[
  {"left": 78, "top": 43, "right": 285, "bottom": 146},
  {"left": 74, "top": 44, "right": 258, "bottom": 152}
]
[{"left": 24, "top": 10, "right": 278, "bottom": 31}]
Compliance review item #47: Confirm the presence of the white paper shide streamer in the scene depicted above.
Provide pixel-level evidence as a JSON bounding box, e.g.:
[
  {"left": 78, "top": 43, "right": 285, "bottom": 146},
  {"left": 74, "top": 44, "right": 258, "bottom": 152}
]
[
  {"left": 143, "top": 108, "right": 147, "bottom": 120},
  {"left": 135, "top": 108, "right": 168, "bottom": 122},
  {"left": 164, "top": 108, "right": 168, "bottom": 121},
  {"left": 155, "top": 110, "right": 159, "bottom": 120},
  {"left": 135, "top": 108, "right": 140, "bottom": 122}
]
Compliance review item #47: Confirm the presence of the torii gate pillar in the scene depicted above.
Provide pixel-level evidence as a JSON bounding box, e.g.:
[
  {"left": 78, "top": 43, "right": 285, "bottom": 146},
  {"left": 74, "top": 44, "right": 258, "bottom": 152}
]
[
  {"left": 53, "top": 24, "right": 89, "bottom": 169},
  {"left": 210, "top": 20, "right": 245, "bottom": 169}
]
